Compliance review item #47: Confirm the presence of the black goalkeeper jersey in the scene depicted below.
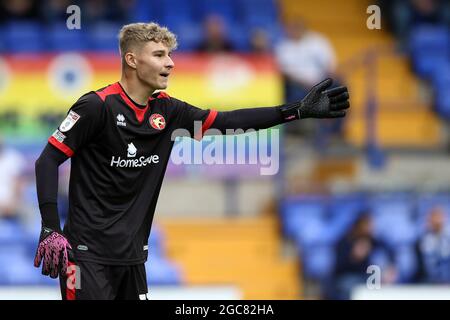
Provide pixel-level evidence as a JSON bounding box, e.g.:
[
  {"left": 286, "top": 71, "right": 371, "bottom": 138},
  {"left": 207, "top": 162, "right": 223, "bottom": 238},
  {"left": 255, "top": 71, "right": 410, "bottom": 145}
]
[{"left": 48, "top": 82, "right": 217, "bottom": 265}]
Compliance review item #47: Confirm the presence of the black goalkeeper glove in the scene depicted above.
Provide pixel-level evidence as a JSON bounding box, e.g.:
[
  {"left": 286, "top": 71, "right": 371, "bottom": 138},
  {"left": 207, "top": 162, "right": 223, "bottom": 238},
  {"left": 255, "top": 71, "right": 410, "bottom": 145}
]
[{"left": 280, "top": 78, "right": 350, "bottom": 121}]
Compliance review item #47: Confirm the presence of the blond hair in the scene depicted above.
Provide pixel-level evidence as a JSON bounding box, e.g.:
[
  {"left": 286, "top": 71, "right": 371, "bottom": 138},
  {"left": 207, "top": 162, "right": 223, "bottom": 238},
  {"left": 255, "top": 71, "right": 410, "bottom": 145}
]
[{"left": 118, "top": 22, "right": 178, "bottom": 58}]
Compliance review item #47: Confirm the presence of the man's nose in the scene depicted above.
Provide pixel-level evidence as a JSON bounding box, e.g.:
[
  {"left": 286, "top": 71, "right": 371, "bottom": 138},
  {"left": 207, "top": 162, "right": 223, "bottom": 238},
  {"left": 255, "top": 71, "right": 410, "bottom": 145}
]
[{"left": 166, "top": 56, "right": 174, "bottom": 69}]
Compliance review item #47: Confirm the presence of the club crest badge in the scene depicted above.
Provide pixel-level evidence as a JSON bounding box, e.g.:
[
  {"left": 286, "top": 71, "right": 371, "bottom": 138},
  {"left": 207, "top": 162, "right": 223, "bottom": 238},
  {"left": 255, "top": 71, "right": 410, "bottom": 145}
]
[{"left": 149, "top": 113, "right": 166, "bottom": 130}]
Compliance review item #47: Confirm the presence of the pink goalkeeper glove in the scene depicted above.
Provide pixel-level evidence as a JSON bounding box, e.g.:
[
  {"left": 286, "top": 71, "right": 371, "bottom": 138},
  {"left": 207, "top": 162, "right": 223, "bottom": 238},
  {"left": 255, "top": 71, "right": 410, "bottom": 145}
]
[{"left": 34, "top": 226, "right": 72, "bottom": 278}]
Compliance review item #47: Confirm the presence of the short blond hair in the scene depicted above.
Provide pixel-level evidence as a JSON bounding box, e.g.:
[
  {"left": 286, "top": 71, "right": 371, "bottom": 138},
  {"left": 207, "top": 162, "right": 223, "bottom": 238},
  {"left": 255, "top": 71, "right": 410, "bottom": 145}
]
[{"left": 118, "top": 22, "right": 178, "bottom": 58}]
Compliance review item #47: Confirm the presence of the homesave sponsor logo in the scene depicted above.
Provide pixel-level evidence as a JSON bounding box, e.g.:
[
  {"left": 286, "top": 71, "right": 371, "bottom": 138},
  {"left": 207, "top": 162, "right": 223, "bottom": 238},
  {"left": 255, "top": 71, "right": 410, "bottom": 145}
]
[
  {"left": 110, "top": 141, "right": 159, "bottom": 168},
  {"left": 110, "top": 155, "right": 160, "bottom": 168}
]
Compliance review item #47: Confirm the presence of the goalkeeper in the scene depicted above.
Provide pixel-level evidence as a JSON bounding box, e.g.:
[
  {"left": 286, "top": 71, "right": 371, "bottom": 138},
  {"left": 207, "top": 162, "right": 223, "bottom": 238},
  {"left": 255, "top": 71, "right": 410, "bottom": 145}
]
[{"left": 34, "top": 22, "right": 350, "bottom": 300}]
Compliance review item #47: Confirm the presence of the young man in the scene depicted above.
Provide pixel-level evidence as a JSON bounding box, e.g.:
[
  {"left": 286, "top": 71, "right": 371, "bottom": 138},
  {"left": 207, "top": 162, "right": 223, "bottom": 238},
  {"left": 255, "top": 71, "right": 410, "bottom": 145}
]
[{"left": 34, "top": 22, "right": 350, "bottom": 300}]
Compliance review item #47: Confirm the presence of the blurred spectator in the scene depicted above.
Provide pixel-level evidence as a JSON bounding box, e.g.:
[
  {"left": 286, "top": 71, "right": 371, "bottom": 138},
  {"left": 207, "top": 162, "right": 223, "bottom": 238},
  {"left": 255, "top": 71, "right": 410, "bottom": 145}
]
[
  {"left": 0, "top": 136, "right": 26, "bottom": 220},
  {"left": 380, "top": 0, "right": 450, "bottom": 47},
  {"left": 0, "top": 0, "right": 40, "bottom": 23},
  {"left": 327, "top": 212, "right": 396, "bottom": 299},
  {"left": 275, "top": 19, "right": 346, "bottom": 145},
  {"left": 412, "top": 206, "right": 450, "bottom": 283},
  {"left": 196, "top": 15, "right": 234, "bottom": 53},
  {"left": 275, "top": 19, "right": 337, "bottom": 103},
  {"left": 249, "top": 28, "right": 271, "bottom": 54}
]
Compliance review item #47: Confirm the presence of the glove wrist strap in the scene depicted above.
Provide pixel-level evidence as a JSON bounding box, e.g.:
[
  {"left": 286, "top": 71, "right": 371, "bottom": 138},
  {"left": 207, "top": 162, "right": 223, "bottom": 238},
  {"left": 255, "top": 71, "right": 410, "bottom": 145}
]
[{"left": 279, "top": 101, "right": 303, "bottom": 122}]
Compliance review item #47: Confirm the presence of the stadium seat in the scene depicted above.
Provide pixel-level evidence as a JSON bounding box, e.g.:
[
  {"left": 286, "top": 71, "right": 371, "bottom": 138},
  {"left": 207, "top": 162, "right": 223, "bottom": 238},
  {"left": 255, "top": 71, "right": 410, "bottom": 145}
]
[
  {"left": 0, "top": 219, "right": 28, "bottom": 245},
  {"left": 227, "top": 23, "right": 251, "bottom": 51},
  {"left": 433, "top": 65, "right": 450, "bottom": 119},
  {"left": 326, "top": 194, "right": 367, "bottom": 244},
  {"left": 369, "top": 194, "right": 417, "bottom": 247},
  {"left": 413, "top": 54, "right": 448, "bottom": 80},
  {"left": 145, "top": 255, "right": 183, "bottom": 285},
  {"left": 236, "top": 0, "right": 279, "bottom": 19},
  {"left": 281, "top": 195, "right": 327, "bottom": 241},
  {"left": 300, "top": 244, "right": 335, "bottom": 280},
  {"left": 394, "top": 245, "right": 418, "bottom": 283},
  {"left": 87, "top": 23, "right": 122, "bottom": 52},
  {"left": 409, "top": 25, "right": 450, "bottom": 79},
  {"left": 160, "top": 0, "right": 195, "bottom": 27},
  {"left": 0, "top": 29, "right": 5, "bottom": 52},
  {"left": 3, "top": 22, "right": 45, "bottom": 53},
  {"left": 196, "top": 0, "right": 238, "bottom": 26},
  {"left": 0, "top": 242, "right": 40, "bottom": 285},
  {"left": 45, "top": 23, "right": 87, "bottom": 51},
  {"left": 409, "top": 25, "right": 449, "bottom": 54},
  {"left": 149, "top": 224, "right": 166, "bottom": 257},
  {"left": 168, "top": 22, "right": 203, "bottom": 52},
  {"left": 129, "top": 0, "right": 161, "bottom": 23}
]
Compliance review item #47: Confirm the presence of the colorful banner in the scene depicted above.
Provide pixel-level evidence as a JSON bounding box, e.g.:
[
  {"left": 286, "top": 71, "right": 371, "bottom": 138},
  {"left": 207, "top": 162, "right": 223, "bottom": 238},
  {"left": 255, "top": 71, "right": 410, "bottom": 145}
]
[{"left": 0, "top": 53, "right": 282, "bottom": 117}]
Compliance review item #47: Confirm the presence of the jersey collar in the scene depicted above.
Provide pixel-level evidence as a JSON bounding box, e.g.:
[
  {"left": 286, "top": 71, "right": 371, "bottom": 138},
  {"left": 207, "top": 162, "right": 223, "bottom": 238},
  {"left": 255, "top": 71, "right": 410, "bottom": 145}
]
[{"left": 116, "top": 82, "right": 149, "bottom": 123}]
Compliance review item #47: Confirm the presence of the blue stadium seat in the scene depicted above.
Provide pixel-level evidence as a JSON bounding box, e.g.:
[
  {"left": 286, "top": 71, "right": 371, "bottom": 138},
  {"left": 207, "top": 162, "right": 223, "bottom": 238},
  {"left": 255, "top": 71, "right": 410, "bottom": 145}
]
[
  {"left": 281, "top": 196, "right": 327, "bottom": 241},
  {"left": 145, "top": 255, "right": 183, "bottom": 285},
  {"left": 0, "top": 219, "right": 28, "bottom": 245},
  {"left": 369, "top": 194, "right": 417, "bottom": 247},
  {"left": 394, "top": 245, "right": 418, "bottom": 283},
  {"left": 227, "top": 23, "right": 250, "bottom": 51},
  {"left": 3, "top": 22, "right": 45, "bottom": 53},
  {"left": 149, "top": 224, "right": 166, "bottom": 257},
  {"left": 0, "top": 29, "right": 5, "bottom": 52},
  {"left": 45, "top": 23, "right": 87, "bottom": 51},
  {"left": 413, "top": 54, "right": 448, "bottom": 80},
  {"left": 87, "top": 23, "right": 122, "bottom": 52},
  {"left": 196, "top": 0, "right": 238, "bottom": 26},
  {"left": 409, "top": 25, "right": 450, "bottom": 78},
  {"left": 236, "top": 0, "right": 278, "bottom": 18},
  {"left": 160, "top": 0, "right": 195, "bottom": 27},
  {"left": 326, "top": 194, "right": 367, "bottom": 244},
  {"left": 168, "top": 22, "right": 203, "bottom": 52},
  {"left": 129, "top": 0, "right": 161, "bottom": 22},
  {"left": 433, "top": 64, "right": 450, "bottom": 119},
  {"left": 0, "top": 242, "right": 41, "bottom": 285},
  {"left": 409, "top": 25, "right": 449, "bottom": 54},
  {"left": 300, "top": 245, "right": 335, "bottom": 280}
]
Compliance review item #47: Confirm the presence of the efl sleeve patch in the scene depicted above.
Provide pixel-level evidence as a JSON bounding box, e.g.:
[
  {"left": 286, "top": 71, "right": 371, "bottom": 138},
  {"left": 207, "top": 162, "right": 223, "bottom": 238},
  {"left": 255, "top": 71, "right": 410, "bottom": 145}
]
[
  {"left": 52, "top": 129, "right": 66, "bottom": 143},
  {"left": 59, "top": 111, "right": 81, "bottom": 132}
]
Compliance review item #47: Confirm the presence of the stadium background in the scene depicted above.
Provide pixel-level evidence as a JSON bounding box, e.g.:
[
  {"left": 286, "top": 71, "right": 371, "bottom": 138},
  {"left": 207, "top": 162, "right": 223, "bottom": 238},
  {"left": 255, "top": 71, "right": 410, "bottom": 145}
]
[{"left": 0, "top": 0, "right": 449, "bottom": 299}]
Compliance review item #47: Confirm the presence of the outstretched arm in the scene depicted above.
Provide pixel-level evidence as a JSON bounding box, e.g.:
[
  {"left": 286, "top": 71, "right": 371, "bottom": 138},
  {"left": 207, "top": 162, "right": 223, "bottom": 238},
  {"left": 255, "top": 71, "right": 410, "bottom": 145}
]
[{"left": 204, "top": 78, "right": 350, "bottom": 135}]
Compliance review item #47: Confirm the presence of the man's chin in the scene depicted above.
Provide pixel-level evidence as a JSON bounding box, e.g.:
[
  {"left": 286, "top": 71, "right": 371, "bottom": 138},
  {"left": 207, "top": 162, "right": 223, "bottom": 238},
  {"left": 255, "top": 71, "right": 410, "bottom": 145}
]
[{"left": 158, "top": 82, "right": 168, "bottom": 90}]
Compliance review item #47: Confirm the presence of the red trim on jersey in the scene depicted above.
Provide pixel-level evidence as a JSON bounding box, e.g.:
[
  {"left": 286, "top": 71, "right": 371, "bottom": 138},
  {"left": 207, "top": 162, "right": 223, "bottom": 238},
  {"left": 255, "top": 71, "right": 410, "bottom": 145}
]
[
  {"left": 95, "top": 82, "right": 122, "bottom": 102},
  {"left": 202, "top": 109, "right": 218, "bottom": 132},
  {"left": 96, "top": 83, "right": 174, "bottom": 123},
  {"left": 149, "top": 91, "right": 170, "bottom": 101},
  {"left": 66, "top": 261, "right": 76, "bottom": 300},
  {"left": 119, "top": 91, "right": 148, "bottom": 123},
  {"left": 194, "top": 109, "right": 218, "bottom": 140},
  {"left": 157, "top": 92, "right": 170, "bottom": 99},
  {"left": 48, "top": 136, "right": 74, "bottom": 157}
]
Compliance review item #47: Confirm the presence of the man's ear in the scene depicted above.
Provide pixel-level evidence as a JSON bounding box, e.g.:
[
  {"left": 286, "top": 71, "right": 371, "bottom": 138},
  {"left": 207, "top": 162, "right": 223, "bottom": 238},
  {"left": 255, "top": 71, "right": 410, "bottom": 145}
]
[{"left": 124, "top": 52, "right": 137, "bottom": 69}]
